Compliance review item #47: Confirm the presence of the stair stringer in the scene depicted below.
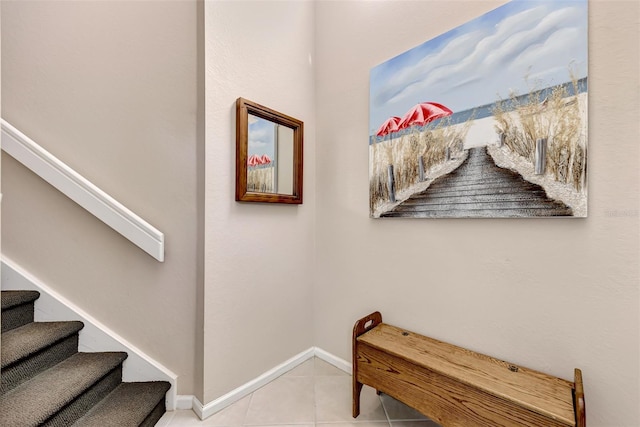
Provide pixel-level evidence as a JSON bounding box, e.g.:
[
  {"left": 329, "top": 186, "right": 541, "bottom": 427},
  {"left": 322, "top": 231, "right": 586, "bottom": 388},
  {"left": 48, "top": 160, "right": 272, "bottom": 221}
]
[{"left": 0, "top": 256, "right": 178, "bottom": 410}]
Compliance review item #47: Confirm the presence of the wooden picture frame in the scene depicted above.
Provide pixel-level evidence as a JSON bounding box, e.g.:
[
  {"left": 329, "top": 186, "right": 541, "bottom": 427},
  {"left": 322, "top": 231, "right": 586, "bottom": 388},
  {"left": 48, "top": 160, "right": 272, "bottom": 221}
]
[{"left": 235, "top": 97, "right": 304, "bottom": 204}]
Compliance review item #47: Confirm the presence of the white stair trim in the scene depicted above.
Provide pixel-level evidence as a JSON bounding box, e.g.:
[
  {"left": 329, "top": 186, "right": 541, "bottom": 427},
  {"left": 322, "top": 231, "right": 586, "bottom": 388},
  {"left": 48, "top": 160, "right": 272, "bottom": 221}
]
[
  {"left": 1, "top": 257, "right": 178, "bottom": 410},
  {"left": 0, "top": 119, "right": 164, "bottom": 262},
  {"left": 179, "top": 346, "right": 351, "bottom": 419}
]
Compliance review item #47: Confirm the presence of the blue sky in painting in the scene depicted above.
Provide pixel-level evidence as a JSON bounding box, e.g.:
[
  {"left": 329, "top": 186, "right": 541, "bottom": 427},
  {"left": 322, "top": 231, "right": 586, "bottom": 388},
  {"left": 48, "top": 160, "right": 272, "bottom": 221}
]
[
  {"left": 248, "top": 114, "right": 275, "bottom": 158},
  {"left": 369, "top": 0, "right": 588, "bottom": 135}
]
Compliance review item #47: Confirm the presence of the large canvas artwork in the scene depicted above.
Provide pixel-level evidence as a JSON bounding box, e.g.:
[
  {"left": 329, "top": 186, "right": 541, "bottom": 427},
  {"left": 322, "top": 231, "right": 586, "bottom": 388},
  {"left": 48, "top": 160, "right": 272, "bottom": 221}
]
[{"left": 369, "top": 0, "right": 588, "bottom": 218}]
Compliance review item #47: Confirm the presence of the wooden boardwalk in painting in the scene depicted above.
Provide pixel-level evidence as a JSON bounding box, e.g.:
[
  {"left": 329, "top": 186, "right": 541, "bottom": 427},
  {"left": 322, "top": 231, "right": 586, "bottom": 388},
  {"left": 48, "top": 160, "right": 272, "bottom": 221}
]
[{"left": 381, "top": 147, "right": 573, "bottom": 218}]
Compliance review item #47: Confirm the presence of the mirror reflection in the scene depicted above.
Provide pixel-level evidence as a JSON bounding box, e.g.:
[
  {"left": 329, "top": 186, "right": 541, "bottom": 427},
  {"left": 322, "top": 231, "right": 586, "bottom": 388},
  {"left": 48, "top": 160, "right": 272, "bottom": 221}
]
[
  {"left": 247, "top": 114, "right": 294, "bottom": 195},
  {"left": 235, "top": 97, "right": 303, "bottom": 204}
]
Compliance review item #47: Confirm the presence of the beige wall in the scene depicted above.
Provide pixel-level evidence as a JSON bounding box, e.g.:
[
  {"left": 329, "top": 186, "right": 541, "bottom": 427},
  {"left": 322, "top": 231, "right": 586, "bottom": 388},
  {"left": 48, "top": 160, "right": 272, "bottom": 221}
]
[
  {"left": 314, "top": 1, "right": 639, "bottom": 426},
  {"left": 1, "top": 1, "right": 202, "bottom": 394},
  {"left": 1, "top": 0, "right": 3, "bottom": 341},
  {"left": 3, "top": 2, "right": 639, "bottom": 424},
  {"left": 203, "top": 1, "right": 316, "bottom": 402}
]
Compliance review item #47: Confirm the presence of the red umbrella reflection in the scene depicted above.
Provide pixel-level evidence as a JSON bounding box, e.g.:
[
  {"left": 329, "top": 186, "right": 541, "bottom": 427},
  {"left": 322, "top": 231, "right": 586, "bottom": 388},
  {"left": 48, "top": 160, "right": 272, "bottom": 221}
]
[
  {"left": 376, "top": 116, "right": 402, "bottom": 137},
  {"left": 247, "top": 154, "right": 260, "bottom": 167},
  {"left": 398, "top": 102, "right": 452, "bottom": 129},
  {"left": 248, "top": 154, "right": 272, "bottom": 167},
  {"left": 260, "top": 154, "right": 272, "bottom": 165}
]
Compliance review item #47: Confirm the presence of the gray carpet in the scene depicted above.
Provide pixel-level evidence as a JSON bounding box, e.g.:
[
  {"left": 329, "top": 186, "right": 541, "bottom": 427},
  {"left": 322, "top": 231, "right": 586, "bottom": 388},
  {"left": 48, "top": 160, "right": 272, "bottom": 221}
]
[
  {"left": 1, "top": 290, "right": 39, "bottom": 333},
  {"left": 0, "top": 352, "right": 128, "bottom": 425},
  {"left": 73, "top": 382, "right": 171, "bottom": 426},
  {"left": 2, "top": 321, "right": 84, "bottom": 367},
  {"left": 0, "top": 290, "right": 170, "bottom": 426},
  {"left": 1, "top": 291, "right": 40, "bottom": 311}
]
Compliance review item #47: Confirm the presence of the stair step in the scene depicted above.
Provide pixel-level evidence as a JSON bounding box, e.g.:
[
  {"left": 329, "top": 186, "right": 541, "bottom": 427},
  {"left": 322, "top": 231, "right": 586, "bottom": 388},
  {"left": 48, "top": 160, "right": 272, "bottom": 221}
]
[
  {"left": 0, "top": 352, "right": 128, "bottom": 426},
  {"left": 1, "top": 291, "right": 40, "bottom": 332},
  {"left": 72, "top": 382, "right": 171, "bottom": 427},
  {"left": 1, "top": 291, "right": 40, "bottom": 310},
  {"left": 1, "top": 321, "right": 84, "bottom": 393},
  {"left": 2, "top": 321, "right": 84, "bottom": 368}
]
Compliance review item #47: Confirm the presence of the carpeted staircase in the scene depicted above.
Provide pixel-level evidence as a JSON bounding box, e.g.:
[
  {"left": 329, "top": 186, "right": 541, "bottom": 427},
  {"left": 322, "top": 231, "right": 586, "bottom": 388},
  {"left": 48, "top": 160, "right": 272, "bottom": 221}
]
[{"left": 0, "top": 290, "right": 170, "bottom": 426}]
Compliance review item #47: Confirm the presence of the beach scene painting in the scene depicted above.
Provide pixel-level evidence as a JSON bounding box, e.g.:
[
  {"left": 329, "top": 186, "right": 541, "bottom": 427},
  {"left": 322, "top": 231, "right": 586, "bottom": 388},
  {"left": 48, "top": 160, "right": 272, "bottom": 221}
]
[{"left": 369, "top": 0, "right": 588, "bottom": 218}]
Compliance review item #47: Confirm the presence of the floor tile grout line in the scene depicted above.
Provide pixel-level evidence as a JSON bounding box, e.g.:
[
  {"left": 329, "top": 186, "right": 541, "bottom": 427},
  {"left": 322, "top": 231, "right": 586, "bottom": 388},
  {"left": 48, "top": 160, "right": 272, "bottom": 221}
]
[
  {"left": 315, "top": 423, "right": 391, "bottom": 426},
  {"left": 165, "top": 356, "right": 437, "bottom": 426},
  {"left": 313, "top": 360, "right": 318, "bottom": 427},
  {"left": 241, "top": 389, "right": 256, "bottom": 426},
  {"left": 379, "top": 392, "right": 392, "bottom": 427},
  {"left": 243, "top": 422, "right": 316, "bottom": 426}
]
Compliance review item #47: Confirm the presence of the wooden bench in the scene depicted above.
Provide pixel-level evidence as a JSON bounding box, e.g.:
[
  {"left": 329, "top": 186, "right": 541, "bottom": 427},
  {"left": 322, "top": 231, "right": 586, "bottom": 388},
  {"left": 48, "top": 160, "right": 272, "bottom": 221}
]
[{"left": 352, "top": 312, "right": 585, "bottom": 427}]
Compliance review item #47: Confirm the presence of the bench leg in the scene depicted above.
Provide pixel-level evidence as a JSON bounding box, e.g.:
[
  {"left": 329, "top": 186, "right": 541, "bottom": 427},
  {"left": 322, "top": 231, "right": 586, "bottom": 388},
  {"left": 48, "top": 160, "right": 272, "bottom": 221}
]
[
  {"left": 352, "top": 378, "right": 363, "bottom": 418},
  {"left": 352, "top": 312, "right": 382, "bottom": 419}
]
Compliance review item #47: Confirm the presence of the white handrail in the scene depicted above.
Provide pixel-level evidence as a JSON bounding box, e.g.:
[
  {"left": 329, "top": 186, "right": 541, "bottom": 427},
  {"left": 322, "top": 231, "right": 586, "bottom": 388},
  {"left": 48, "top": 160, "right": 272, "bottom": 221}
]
[{"left": 1, "top": 120, "right": 164, "bottom": 262}]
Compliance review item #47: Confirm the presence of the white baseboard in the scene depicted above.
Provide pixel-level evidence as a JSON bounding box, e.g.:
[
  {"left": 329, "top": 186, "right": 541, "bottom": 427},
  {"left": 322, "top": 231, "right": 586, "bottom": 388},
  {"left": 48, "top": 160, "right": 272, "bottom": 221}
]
[
  {"left": 314, "top": 346, "right": 352, "bottom": 375},
  {"left": 176, "top": 346, "right": 351, "bottom": 420},
  {"left": 194, "top": 347, "right": 316, "bottom": 419},
  {"left": 175, "top": 395, "right": 196, "bottom": 410},
  {"left": 0, "top": 256, "right": 354, "bottom": 416},
  {"left": 1, "top": 257, "right": 178, "bottom": 410}
]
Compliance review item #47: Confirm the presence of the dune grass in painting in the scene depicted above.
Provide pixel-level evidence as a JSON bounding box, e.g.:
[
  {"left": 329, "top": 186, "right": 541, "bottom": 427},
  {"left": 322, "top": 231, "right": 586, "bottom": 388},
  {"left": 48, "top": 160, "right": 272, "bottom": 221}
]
[
  {"left": 247, "top": 167, "right": 274, "bottom": 193},
  {"left": 369, "top": 116, "right": 474, "bottom": 213},
  {"left": 369, "top": 0, "right": 587, "bottom": 218},
  {"left": 369, "top": 76, "right": 588, "bottom": 217},
  {"left": 493, "top": 74, "right": 587, "bottom": 192}
]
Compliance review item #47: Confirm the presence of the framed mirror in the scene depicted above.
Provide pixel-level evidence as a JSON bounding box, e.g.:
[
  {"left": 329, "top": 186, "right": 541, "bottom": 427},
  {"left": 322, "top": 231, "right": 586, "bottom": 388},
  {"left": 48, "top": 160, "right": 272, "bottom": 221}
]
[{"left": 236, "top": 97, "right": 304, "bottom": 204}]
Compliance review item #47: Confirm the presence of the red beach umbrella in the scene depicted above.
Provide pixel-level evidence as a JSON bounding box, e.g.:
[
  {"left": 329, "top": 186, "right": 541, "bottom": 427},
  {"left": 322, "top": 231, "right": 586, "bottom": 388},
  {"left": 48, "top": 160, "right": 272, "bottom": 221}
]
[
  {"left": 398, "top": 102, "right": 453, "bottom": 129},
  {"left": 260, "top": 154, "right": 272, "bottom": 165},
  {"left": 247, "top": 154, "right": 260, "bottom": 167},
  {"left": 376, "top": 116, "right": 402, "bottom": 137}
]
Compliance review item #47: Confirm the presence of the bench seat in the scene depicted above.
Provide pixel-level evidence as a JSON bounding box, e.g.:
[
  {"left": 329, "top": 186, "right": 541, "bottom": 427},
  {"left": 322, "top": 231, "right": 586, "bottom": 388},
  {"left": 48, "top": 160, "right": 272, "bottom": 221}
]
[{"left": 352, "top": 312, "right": 585, "bottom": 427}]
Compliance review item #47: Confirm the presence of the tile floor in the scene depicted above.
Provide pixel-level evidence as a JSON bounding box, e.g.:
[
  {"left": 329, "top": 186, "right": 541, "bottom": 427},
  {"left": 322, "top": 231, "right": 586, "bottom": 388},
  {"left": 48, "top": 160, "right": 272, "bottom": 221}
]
[{"left": 156, "top": 357, "right": 440, "bottom": 427}]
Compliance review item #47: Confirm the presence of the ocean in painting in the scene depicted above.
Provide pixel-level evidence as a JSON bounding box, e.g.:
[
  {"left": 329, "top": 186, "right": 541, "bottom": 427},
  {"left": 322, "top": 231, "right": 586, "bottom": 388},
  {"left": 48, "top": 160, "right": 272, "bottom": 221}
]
[{"left": 370, "top": 77, "right": 587, "bottom": 145}]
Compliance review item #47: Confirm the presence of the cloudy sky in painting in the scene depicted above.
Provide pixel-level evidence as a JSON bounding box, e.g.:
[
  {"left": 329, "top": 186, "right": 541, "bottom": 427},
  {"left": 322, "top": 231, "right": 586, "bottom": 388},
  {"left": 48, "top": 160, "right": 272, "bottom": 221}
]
[
  {"left": 248, "top": 114, "right": 275, "bottom": 158},
  {"left": 369, "top": 0, "right": 588, "bottom": 134}
]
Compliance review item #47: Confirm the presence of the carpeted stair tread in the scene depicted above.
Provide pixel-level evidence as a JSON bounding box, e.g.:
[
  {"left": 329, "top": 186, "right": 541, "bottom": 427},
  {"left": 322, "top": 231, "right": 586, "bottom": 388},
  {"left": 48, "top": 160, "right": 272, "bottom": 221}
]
[
  {"left": 1, "top": 291, "right": 41, "bottom": 332},
  {"left": 0, "top": 351, "right": 128, "bottom": 426},
  {"left": 1, "top": 321, "right": 84, "bottom": 368},
  {"left": 72, "top": 381, "right": 171, "bottom": 427},
  {"left": 1, "top": 291, "right": 40, "bottom": 310}
]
